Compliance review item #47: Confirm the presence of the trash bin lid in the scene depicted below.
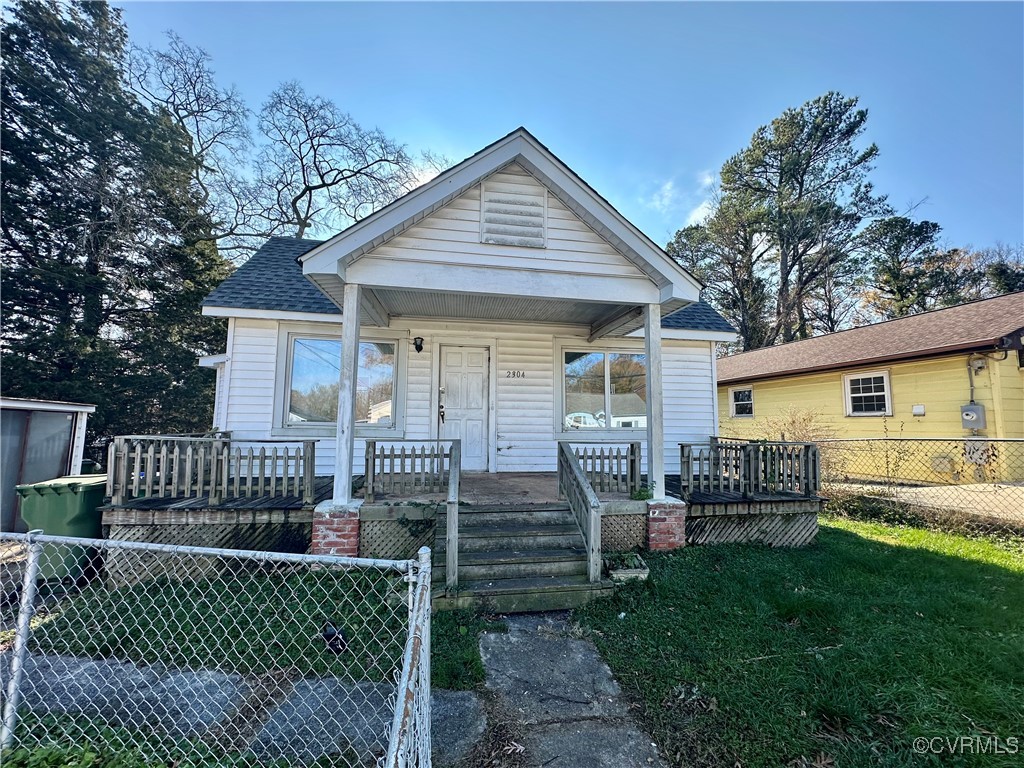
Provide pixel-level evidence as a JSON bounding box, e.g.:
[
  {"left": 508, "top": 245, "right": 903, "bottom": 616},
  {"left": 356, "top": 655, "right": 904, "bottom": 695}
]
[{"left": 15, "top": 474, "right": 108, "bottom": 495}]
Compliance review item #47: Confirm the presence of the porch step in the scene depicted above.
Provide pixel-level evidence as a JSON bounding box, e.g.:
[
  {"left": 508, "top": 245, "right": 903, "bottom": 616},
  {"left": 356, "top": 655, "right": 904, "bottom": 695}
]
[
  {"left": 431, "top": 501, "right": 603, "bottom": 612},
  {"left": 443, "top": 527, "right": 583, "bottom": 552},
  {"left": 433, "top": 548, "right": 588, "bottom": 581},
  {"left": 432, "top": 575, "right": 613, "bottom": 613},
  {"left": 440, "top": 508, "right": 575, "bottom": 526}
]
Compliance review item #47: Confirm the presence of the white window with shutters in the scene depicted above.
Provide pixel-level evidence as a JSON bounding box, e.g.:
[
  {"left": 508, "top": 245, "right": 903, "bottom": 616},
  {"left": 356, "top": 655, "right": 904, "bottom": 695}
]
[{"left": 479, "top": 180, "right": 547, "bottom": 248}]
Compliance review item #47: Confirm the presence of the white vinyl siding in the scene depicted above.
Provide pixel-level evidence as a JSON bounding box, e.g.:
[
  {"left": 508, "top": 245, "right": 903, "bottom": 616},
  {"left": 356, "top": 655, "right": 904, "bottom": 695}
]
[
  {"left": 662, "top": 340, "right": 717, "bottom": 474},
  {"left": 355, "top": 163, "right": 648, "bottom": 281},
  {"left": 217, "top": 318, "right": 717, "bottom": 478}
]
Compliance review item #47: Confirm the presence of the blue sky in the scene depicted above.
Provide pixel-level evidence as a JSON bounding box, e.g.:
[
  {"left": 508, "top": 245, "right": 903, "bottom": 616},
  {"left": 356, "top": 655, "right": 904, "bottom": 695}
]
[{"left": 117, "top": 1, "right": 1023, "bottom": 249}]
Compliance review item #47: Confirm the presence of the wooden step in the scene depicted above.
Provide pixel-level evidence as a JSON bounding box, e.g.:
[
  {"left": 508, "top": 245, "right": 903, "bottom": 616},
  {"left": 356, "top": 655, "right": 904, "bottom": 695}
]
[
  {"left": 440, "top": 521, "right": 584, "bottom": 549},
  {"left": 458, "top": 548, "right": 587, "bottom": 565},
  {"left": 433, "top": 547, "right": 588, "bottom": 582},
  {"left": 432, "top": 574, "right": 613, "bottom": 613},
  {"left": 439, "top": 508, "right": 574, "bottom": 526}
]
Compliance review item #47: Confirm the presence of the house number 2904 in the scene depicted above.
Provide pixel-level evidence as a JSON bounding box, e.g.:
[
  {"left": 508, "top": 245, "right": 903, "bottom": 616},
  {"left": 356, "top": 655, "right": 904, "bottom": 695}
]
[{"left": 506, "top": 370, "right": 525, "bottom": 378}]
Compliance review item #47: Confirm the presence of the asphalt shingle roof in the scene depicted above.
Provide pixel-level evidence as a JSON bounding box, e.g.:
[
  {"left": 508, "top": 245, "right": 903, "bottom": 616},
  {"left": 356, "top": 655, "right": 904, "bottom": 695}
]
[
  {"left": 717, "top": 292, "right": 1024, "bottom": 385},
  {"left": 203, "top": 236, "right": 736, "bottom": 334},
  {"left": 661, "top": 301, "right": 736, "bottom": 333},
  {"left": 203, "top": 237, "right": 336, "bottom": 315}
]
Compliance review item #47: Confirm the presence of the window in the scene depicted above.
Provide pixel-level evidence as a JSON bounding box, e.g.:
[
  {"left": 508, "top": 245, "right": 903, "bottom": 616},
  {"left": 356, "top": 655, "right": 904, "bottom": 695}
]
[
  {"left": 287, "top": 337, "right": 396, "bottom": 427},
  {"left": 480, "top": 181, "right": 547, "bottom": 248},
  {"left": 729, "top": 387, "right": 753, "bottom": 417},
  {"left": 843, "top": 371, "right": 891, "bottom": 416},
  {"left": 563, "top": 350, "right": 647, "bottom": 430}
]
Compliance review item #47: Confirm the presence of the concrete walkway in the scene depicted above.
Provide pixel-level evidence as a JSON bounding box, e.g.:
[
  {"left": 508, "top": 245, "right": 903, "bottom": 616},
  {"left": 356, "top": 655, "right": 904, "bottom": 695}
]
[
  {"left": 1, "top": 651, "right": 485, "bottom": 766},
  {"left": 480, "top": 613, "right": 665, "bottom": 768}
]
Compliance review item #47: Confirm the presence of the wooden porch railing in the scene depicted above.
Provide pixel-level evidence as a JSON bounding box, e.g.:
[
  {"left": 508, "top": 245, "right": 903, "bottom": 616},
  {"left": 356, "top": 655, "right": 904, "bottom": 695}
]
[
  {"left": 564, "top": 440, "right": 642, "bottom": 495},
  {"left": 557, "top": 442, "right": 602, "bottom": 583},
  {"left": 106, "top": 435, "right": 317, "bottom": 507},
  {"left": 680, "top": 439, "right": 820, "bottom": 498},
  {"left": 363, "top": 440, "right": 460, "bottom": 502},
  {"left": 446, "top": 441, "right": 461, "bottom": 591}
]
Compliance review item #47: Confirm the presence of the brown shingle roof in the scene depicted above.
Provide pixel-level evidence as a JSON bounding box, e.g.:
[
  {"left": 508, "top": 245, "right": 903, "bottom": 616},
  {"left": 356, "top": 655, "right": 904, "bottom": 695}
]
[{"left": 717, "top": 292, "right": 1024, "bottom": 384}]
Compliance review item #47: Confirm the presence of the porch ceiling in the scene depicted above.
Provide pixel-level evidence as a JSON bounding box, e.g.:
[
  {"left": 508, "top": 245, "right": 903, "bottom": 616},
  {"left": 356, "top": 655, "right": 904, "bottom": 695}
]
[
  {"left": 366, "top": 288, "right": 691, "bottom": 337},
  {"left": 374, "top": 289, "right": 615, "bottom": 325}
]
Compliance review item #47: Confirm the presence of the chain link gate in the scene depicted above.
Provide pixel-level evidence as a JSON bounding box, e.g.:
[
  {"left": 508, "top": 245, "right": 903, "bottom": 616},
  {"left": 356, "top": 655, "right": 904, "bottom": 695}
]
[{"left": 0, "top": 532, "right": 432, "bottom": 767}]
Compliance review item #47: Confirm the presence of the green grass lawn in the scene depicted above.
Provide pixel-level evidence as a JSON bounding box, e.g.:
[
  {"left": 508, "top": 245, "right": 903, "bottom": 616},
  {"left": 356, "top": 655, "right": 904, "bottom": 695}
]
[{"left": 575, "top": 517, "right": 1024, "bottom": 768}]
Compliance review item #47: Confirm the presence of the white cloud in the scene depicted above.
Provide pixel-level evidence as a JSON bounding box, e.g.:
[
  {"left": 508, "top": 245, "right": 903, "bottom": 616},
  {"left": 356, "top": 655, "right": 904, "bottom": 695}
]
[
  {"left": 643, "top": 179, "right": 680, "bottom": 214},
  {"left": 640, "top": 170, "right": 717, "bottom": 225},
  {"left": 685, "top": 198, "right": 714, "bottom": 226}
]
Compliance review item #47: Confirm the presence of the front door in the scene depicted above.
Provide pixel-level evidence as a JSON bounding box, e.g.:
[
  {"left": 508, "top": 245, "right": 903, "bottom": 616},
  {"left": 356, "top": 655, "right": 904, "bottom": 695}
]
[{"left": 439, "top": 346, "right": 489, "bottom": 471}]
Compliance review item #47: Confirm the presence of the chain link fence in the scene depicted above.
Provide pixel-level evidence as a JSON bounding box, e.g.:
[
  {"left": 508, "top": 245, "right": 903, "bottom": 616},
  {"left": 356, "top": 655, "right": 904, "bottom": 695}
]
[
  {"left": 817, "top": 438, "right": 1024, "bottom": 534},
  {"left": 0, "top": 532, "right": 431, "bottom": 767}
]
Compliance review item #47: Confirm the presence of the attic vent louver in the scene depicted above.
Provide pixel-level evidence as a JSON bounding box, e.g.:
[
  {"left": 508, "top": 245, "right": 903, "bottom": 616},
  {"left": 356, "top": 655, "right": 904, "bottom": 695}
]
[{"left": 480, "top": 180, "right": 547, "bottom": 248}]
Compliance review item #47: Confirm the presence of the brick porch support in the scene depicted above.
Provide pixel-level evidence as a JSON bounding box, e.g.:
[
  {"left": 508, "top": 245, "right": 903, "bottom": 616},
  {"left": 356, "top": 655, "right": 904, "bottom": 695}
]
[
  {"left": 647, "top": 498, "right": 687, "bottom": 551},
  {"left": 311, "top": 504, "right": 360, "bottom": 557}
]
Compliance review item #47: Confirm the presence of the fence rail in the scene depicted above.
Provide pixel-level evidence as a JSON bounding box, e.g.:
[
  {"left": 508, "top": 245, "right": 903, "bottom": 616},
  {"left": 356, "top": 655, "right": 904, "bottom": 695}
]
[
  {"left": 106, "top": 435, "right": 317, "bottom": 507},
  {"left": 564, "top": 440, "right": 642, "bottom": 495},
  {"left": 0, "top": 531, "right": 431, "bottom": 767},
  {"left": 680, "top": 439, "right": 820, "bottom": 497},
  {"left": 557, "top": 442, "right": 602, "bottom": 582},
  {"left": 364, "top": 439, "right": 458, "bottom": 502}
]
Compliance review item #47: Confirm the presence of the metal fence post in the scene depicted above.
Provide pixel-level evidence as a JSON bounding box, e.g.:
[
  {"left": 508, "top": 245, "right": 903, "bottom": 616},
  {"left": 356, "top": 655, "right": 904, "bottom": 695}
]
[{"left": 1, "top": 531, "right": 43, "bottom": 750}]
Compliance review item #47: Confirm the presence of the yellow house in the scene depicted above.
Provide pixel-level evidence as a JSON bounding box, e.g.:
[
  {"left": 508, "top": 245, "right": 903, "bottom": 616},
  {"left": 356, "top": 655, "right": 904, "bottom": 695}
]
[{"left": 716, "top": 293, "right": 1024, "bottom": 481}]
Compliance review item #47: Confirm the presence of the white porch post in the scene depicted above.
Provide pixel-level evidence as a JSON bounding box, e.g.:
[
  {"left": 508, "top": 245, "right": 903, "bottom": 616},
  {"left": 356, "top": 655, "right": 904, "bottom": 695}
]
[
  {"left": 333, "top": 282, "right": 362, "bottom": 503},
  {"left": 644, "top": 302, "right": 666, "bottom": 500}
]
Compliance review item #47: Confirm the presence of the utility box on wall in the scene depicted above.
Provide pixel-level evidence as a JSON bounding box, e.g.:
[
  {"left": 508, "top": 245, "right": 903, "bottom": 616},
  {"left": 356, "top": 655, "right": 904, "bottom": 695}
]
[{"left": 960, "top": 403, "right": 987, "bottom": 430}]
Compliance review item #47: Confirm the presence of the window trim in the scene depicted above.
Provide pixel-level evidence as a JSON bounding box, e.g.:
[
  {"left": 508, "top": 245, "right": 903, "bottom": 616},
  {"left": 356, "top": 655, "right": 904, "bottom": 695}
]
[
  {"left": 272, "top": 322, "right": 407, "bottom": 438},
  {"left": 554, "top": 339, "right": 648, "bottom": 436},
  {"left": 728, "top": 386, "right": 754, "bottom": 418},
  {"left": 842, "top": 369, "right": 892, "bottom": 417}
]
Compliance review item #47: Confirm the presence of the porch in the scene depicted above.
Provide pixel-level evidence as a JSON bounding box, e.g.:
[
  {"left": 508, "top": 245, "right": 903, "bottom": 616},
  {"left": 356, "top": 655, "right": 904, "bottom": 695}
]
[{"left": 103, "top": 434, "right": 824, "bottom": 610}]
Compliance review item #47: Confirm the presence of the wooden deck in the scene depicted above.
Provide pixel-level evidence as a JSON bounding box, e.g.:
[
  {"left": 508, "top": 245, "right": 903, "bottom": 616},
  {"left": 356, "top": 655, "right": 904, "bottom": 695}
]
[{"left": 101, "top": 476, "right": 338, "bottom": 525}]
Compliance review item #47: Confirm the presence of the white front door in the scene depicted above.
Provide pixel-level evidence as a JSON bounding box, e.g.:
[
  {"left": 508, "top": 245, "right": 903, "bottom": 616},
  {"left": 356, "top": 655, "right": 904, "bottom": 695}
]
[{"left": 439, "top": 346, "right": 489, "bottom": 471}]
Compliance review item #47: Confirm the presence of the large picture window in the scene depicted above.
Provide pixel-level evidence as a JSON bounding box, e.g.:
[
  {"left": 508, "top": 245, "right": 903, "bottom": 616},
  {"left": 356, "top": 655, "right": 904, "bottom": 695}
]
[
  {"left": 563, "top": 350, "right": 646, "bottom": 430},
  {"left": 287, "top": 337, "right": 395, "bottom": 427}
]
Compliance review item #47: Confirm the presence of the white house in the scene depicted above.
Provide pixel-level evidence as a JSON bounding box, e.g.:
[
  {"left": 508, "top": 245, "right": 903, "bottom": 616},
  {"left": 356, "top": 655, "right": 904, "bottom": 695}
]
[{"left": 200, "top": 128, "right": 735, "bottom": 509}]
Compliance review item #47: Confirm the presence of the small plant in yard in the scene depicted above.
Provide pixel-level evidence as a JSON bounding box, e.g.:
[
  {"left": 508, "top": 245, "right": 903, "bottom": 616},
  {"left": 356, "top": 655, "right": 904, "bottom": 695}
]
[
  {"left": 630, "top": 484, "right": 654, "bottom": 501},
  {"left": 603, "top": 551, "right": 649, "bottom": 582}
]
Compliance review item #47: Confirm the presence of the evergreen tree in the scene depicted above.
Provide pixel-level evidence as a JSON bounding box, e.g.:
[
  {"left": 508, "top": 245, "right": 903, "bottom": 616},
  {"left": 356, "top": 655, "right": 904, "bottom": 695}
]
[{"left": 1, "top": 0, "right": 229, "bottom": 440}]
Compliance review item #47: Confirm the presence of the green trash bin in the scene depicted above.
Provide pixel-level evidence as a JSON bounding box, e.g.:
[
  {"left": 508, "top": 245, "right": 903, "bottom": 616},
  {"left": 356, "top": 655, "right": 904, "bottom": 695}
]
[{"left": 15, "top": 474, "right": 106, "bottom": 582}]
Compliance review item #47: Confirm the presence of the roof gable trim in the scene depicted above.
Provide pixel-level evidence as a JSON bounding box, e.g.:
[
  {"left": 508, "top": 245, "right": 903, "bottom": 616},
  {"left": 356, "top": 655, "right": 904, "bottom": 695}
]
[{"left": 300, "top": 129, "right": 701, "bottom": 298}]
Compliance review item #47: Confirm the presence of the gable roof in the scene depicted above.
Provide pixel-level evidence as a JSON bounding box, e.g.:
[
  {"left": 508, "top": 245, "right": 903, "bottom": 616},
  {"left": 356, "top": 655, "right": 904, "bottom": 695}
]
[
  {"left": 717, "top": 292, "right": 1024, "bottom": 385},
  {"left": 202, "top": 236, "right": 733, "bottom": 333},
  {"left": 299, "top": 127, "right": 702, "bottom": 301}
]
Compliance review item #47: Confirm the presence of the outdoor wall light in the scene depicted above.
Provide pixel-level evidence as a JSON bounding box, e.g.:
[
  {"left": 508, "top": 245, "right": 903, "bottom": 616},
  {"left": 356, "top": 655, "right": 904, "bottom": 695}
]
[{"left": 413, "top": 337, "right": 424, "bottom": 353}]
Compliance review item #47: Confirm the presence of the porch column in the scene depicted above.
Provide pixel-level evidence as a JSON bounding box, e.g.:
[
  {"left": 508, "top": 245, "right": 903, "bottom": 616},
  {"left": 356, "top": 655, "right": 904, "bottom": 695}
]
[
  {"left": 644, "top": 303, "right": 666, "bottom": 500},
  {"left": 333, "top": 282, "right": 362, "bottom": 504}
]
